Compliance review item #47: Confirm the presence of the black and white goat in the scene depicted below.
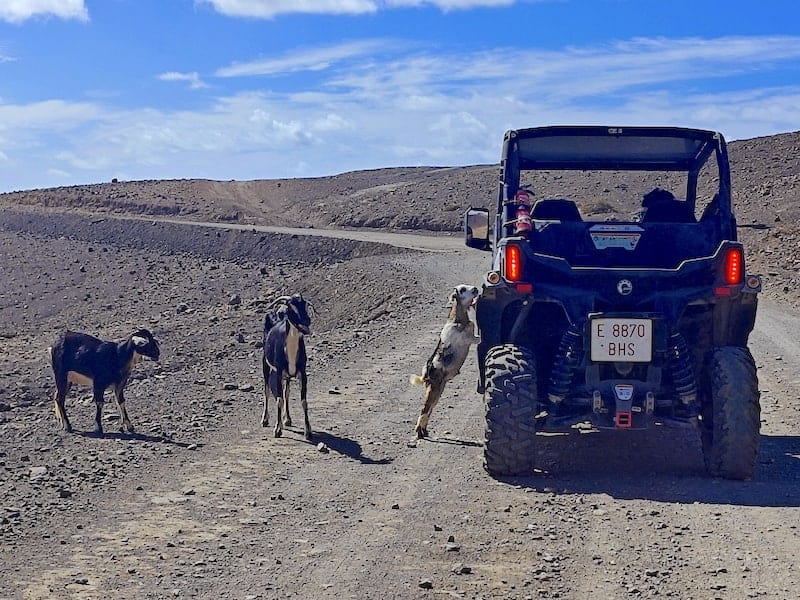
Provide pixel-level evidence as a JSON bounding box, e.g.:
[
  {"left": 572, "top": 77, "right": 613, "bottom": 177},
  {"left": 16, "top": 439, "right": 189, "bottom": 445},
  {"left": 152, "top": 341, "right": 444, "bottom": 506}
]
[
  {"left": 411, "top": 284, "right": 480, "bottom": 438},
  {"left": 47, "top": 329, "right": 161, "bottom": 435},
  {"left": 261, "top": 294, "right": 312, "bottom": 440}
]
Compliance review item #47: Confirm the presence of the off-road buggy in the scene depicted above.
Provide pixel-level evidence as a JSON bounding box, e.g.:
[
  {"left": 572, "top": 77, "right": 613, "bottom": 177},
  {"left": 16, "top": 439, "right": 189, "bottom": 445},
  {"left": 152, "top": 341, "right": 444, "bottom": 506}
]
[{"left": 465, "top": 126, "right": 761, "bottom": 480}]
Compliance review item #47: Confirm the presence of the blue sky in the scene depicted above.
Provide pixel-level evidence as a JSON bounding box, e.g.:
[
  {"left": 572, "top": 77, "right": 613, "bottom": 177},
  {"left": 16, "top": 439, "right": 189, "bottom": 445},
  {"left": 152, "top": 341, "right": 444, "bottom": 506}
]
[{"left": 1, "top": 0, "right": 799, "bottom": 192}]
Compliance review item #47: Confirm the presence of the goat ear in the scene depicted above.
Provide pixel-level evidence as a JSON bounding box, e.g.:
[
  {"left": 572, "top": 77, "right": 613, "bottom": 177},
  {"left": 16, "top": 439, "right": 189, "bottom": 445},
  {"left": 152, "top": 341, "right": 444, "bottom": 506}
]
[
  {"left": 448, "top": 290, "right": 458, "bottom": 306},
  {"left": 132, "top": 335, "right": 148, "bottom": 347}
]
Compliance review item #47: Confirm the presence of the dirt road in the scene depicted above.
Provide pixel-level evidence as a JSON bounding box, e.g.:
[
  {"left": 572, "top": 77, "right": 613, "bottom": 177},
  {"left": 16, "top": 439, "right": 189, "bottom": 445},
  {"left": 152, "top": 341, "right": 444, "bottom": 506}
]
[
  {"left": 1, "top": 218, "right": 799, "bottom": 600},
  {"left": 146, "top": 216, "right": 467, "bottom": 252}
]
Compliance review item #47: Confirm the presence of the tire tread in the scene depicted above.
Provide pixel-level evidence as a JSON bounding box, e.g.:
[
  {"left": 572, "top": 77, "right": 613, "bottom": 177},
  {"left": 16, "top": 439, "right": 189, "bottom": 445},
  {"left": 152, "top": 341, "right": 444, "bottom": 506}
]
[
  {"left": 701, "top": 346, "right": 760, "bottom": 480},
  {"left": 483, "top": 344, "right": 538, "bottom": 476}
]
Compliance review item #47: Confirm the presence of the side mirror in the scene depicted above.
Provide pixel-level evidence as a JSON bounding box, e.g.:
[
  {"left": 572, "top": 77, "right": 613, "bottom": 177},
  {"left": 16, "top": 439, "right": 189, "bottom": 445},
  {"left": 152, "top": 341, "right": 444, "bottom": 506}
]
[{"left": 465, "top": 207, "right": 491, "bottom": 251}]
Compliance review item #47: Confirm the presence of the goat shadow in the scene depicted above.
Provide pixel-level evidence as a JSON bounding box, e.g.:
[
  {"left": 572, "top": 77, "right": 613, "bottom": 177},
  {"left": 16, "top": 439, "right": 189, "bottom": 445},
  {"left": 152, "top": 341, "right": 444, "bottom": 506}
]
[
  {"left": 307, "top": 430, "right": 393, "bottom": 466},
  {"left": 74, "top": 429, "right": 196, "bottom": 448},
  {"left": 420, "top": 434, "right": 483, "bottom": 448}
]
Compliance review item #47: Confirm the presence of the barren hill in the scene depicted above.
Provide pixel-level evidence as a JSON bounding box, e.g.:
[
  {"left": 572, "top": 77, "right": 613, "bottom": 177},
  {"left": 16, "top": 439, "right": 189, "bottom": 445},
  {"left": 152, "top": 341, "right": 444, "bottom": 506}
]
[{"left": 2, "top": 130, "right": 798, "bottom": 300}]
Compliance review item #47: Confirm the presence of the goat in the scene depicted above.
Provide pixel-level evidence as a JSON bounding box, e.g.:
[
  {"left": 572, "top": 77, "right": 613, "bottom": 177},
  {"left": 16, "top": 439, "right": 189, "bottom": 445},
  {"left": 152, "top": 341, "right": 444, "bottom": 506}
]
[
  {"left": 261, "top": 294, "right": 312, "bottom": 440},
  {"left": 410, "top": 284, "right": 481, "bottom": 438},
  {"left": 47, "top": 329, "right": 161, "bottom": 435}
]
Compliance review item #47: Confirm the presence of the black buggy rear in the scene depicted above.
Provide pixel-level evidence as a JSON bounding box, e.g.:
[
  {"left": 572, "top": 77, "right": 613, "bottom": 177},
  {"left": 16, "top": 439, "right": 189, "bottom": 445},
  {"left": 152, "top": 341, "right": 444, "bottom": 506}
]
[{"left": 465, "top": 126, "right": 761, "bottom": 480}]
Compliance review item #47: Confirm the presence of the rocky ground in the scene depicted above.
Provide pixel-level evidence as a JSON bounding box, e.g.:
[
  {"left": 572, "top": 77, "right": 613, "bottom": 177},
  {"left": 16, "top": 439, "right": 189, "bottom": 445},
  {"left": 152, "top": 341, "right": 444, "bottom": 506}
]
[{"left": 0, "top": 130, "right": 799, "bottom": 599}]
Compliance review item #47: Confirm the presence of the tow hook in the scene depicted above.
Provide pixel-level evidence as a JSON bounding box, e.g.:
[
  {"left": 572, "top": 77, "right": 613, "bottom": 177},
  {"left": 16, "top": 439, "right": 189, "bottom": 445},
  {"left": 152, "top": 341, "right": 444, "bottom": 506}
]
[{"left": 614, "top": 384, "right": 634, "bottom": 429}]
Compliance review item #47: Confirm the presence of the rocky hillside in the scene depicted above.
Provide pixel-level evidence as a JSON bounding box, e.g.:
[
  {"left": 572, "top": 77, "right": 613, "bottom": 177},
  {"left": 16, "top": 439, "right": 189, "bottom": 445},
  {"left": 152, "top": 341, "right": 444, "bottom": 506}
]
[{"left": 1, "top": 131, "right": 798, "bottom": 300}]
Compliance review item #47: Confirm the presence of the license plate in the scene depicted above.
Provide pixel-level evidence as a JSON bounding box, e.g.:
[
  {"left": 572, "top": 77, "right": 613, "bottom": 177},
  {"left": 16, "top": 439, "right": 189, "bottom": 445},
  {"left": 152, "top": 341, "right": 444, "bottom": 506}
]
[{"left": 590, "top": 318, "right": 652, "bottom": 362}]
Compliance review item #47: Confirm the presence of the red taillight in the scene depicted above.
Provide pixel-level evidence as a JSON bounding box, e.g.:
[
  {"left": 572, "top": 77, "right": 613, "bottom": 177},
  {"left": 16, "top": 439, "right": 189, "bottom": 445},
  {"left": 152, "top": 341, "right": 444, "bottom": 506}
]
[
  {"left": 724, "top": 248, "right": 743, "bottom": 285},
  {"left": 505, "top": 244, "right": 522, "bottom": 281}
]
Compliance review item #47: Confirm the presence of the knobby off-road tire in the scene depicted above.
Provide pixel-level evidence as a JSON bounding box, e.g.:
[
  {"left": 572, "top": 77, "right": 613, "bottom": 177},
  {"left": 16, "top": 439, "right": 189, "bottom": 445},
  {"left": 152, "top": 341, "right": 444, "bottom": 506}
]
[
  {"left": 483, "top": 344, "right": 537, "bottom": 477},
  {"left": 700, "top": 346, "right": 760, "bottom": 480}
]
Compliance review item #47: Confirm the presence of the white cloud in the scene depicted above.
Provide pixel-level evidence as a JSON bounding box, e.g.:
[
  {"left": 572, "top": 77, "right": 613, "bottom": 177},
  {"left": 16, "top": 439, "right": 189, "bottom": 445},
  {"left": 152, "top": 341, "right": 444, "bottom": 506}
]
[
  {"left": 619, "top": 88, "right": 800, "bottom": 140},
  {"left": 196, "top": 0, "right": 378, "bottom": 19},
  {"left": 2, "top": 34, "right": 800, "bottom": 191},
  {"left": 158, "top": 71, "right": 209, "bottom": 90},
  {"left": 386, "top": 0, "right": 515, "bottom": 9},
  {"left": 46, "top": 167, "right": 71, "bottom": 178},
  {"left": 44, "top": 93, "right": 320, "bottom": 175},
  {"left": 0, "top": 0, "right": 89, "bottom": 24},
  {"left": 216, "top": 39, "right": 395, "bottom": 77},
  {"left": 323, "top": 35, "right": 800, "bottom": 108},
  {"left": 0, "top": 99, "right": 101, "bottom": 130},
  {"left": 1, "top": 45, "right": 15, "bottom": 62},
  {"left": 197, "top": 0, "right": 521, "bottom": 18},
  {"left": 311, "top": 113, "right": 353, "bottom": 132}
]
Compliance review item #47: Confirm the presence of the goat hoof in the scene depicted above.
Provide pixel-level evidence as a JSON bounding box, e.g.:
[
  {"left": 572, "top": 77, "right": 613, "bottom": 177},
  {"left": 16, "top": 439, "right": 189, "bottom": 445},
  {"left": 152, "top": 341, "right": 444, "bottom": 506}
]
[
  {"left": 274, "top": 429, "right": 282, "bottom": 438},
  {"left": 416, "top": 428, "right": 428, "bottom": 439},
  {"left": 284, "top": 418, "right": 293, "bottom": 427},
  {"left": 261, "top": 419, "right": 269, "bottom": 427},
  {"left": 304, "top": 432, "right": 313, "bottom": 442}
]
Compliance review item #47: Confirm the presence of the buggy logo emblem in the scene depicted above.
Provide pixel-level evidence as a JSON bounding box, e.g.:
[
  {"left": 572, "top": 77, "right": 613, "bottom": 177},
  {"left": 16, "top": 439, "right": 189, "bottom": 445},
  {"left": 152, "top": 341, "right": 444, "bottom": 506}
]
[{"left": 617, "top": 279, "right": 633, "bottom": 295}]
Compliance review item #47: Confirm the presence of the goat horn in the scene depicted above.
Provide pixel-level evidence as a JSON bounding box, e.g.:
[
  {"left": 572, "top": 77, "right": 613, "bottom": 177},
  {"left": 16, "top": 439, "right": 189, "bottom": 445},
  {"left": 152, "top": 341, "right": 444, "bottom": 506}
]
[{"left": 266, "top": 295, "right": 293, "bottom": 310}]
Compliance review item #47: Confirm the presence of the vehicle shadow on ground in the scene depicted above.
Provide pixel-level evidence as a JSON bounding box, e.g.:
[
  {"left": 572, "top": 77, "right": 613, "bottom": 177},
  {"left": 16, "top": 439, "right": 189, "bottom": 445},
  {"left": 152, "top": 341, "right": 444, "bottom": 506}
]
[
  {"left": 500, "top": 430, "right": 800, "bottom": 507},
  {"left": 307, "top": 430, "right": 394, "bottom": 466}
]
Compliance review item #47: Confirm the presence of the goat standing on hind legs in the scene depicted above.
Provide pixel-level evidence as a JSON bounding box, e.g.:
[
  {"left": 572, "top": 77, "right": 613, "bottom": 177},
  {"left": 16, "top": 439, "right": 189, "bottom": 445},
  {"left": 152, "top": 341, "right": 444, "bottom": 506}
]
[
  {"left": 411, "top": 284, "right": 480, "bottom": 439},
  {"left": 261, "top": 294, "right": 313, "bottom": 440}
]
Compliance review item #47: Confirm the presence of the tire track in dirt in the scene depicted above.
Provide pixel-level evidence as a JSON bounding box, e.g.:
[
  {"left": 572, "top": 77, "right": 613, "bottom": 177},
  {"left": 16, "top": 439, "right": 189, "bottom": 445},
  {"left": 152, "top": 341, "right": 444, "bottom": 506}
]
[{"left": 144, "top": 216, "right": 465, "bottom": 253}]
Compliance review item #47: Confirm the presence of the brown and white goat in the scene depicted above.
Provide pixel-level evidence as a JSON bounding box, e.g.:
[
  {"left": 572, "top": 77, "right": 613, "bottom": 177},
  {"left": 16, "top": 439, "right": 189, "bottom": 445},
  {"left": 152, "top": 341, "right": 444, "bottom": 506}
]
[
  {"left": 410, "top": 284, "right": 480, "bottom": 438},
  {"left": 261, "top": 294, "right": 313, "bottom": 440},
  {"left": 47, "top": 329, "right": 161, "bottom": 435}
]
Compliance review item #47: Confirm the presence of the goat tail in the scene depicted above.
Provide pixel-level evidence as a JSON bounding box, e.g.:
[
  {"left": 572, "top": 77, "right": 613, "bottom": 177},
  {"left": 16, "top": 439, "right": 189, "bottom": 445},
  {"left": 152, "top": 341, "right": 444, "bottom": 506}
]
[{"left": 409, "top": 374, "right": 425, "bottom": 386}]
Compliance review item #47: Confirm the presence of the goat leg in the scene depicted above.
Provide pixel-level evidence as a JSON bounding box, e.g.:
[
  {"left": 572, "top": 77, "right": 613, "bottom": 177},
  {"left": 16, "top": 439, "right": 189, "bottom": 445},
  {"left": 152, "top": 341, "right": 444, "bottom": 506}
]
[
  {"left": 261, "top": 393, "right": 270, "bottom": 428},
  {"left": 270, "top": 372, "right": 283, "bottom": 438},
  {"left": 282, "top": 379, "right": 292, "bottom": 427},
  {"left": 414, "top": 378, "right": 446, "bottom": 439},
  {"left": 92, "top": 386, "right": 105, "bottom": 436},
  {"left": 261, "top": 357, "right": 270, "bottom": 427},
  {"left": 113, "top": 385, "right": 135, "bottom": 433},
  {"left": 274, "top": 396, "right": 283, "bottom": 438},
  {"left": 52, "top": 384, "right": 73, "bottom": 433},
  {"left": 300, "top": 371, "right": 311, "bottom": 441}
]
